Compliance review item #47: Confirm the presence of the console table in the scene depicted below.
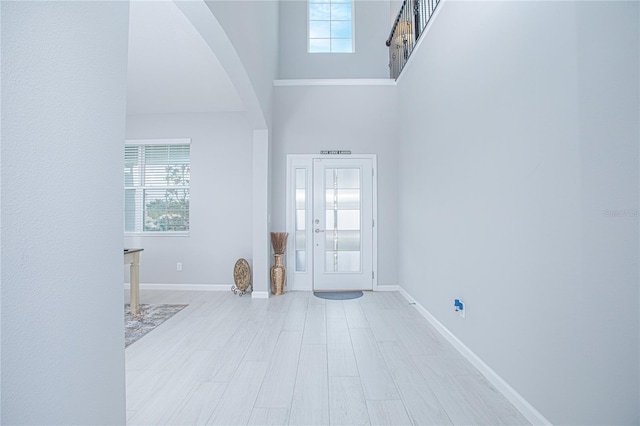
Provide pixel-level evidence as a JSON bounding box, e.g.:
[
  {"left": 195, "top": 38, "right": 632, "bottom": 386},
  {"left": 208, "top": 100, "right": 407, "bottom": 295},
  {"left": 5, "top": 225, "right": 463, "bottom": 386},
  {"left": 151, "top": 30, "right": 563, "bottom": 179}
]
[{"left": 124, "top": 248, "right": 143, "bottom": 315}]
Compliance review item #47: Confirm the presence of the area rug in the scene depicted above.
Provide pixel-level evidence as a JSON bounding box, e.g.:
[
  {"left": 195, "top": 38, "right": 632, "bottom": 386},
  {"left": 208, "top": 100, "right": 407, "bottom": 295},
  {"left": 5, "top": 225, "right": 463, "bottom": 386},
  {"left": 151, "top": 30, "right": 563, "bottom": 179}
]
[
  {"left": 124, "top": 304, "right": 187, "bottom": 348},
  {"left": 313, "top": 291, "right": 363, "bottom": 300}
]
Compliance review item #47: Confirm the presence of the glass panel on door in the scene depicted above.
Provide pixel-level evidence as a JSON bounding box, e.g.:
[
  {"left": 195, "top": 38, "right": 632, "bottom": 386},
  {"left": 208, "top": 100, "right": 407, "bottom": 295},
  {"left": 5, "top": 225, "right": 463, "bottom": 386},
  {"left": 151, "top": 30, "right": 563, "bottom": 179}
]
[
  {"left": 324, "top": 168, "right": 362, "bottom": 273},
  {"left": 295, "top": 168, "right": 307, "bottom": 272}
]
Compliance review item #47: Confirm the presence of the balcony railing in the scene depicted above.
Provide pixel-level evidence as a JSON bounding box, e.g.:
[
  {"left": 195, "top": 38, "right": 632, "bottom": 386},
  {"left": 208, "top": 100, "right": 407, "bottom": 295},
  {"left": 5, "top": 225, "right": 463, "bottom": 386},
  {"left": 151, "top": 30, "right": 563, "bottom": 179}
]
[{"left": 386, "top": 0, "right": 440, "bottom": 79}]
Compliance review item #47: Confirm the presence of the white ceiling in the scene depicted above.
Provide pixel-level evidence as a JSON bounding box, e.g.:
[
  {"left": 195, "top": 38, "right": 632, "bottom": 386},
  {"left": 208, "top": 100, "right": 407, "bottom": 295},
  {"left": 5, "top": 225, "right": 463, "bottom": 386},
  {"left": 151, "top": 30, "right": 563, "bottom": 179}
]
[{"left": 126, "top": 1, "right": 244, "bottom": 115}]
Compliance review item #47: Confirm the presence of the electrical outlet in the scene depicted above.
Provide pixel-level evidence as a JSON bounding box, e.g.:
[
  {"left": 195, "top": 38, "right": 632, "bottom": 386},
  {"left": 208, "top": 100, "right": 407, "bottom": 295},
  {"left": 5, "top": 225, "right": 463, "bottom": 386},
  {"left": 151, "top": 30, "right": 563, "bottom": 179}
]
[
  {"left": 177, "top": 262, "right": 183, "bottom": 271},
  {"left": 454, "top": 299, "right": 465, "bottom": 319}
]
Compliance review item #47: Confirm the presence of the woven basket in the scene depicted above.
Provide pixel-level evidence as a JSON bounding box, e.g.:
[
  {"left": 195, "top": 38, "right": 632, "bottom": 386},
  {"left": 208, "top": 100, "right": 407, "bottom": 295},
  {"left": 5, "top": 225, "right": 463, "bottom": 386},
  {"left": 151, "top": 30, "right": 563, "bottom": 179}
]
[{"left": 233, "top": 258, "right": 251, "bottom": 292}]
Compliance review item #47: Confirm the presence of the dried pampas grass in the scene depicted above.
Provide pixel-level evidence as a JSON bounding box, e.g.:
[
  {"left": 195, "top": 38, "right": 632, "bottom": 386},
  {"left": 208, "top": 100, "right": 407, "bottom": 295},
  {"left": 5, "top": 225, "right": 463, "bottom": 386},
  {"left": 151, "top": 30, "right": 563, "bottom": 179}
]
[{"left": 270, "top": 232, "right": 289, "bottom": 255}]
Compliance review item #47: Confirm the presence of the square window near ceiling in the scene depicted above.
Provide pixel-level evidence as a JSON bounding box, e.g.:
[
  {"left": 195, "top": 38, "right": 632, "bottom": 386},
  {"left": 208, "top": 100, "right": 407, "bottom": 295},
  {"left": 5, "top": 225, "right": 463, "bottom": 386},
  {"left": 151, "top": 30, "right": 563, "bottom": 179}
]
[{"left": 308, "top": 0, "right": 354, "bottom": 53}]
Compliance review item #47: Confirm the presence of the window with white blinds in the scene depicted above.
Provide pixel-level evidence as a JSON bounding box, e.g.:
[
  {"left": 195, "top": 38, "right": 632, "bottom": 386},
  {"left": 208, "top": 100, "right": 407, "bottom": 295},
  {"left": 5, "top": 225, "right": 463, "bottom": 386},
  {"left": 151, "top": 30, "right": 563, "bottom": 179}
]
[{"left": 124, "top": 139, "right": 191, "bottom": 233}]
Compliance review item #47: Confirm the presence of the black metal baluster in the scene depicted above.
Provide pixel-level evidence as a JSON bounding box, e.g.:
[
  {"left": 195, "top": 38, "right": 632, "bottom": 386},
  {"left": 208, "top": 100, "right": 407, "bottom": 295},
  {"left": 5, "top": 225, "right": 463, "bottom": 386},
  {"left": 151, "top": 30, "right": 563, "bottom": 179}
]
[
  {"left": 414, "top": 0, "right": 421, "bottom": 43},
  {"left": 387, "top": 0, "right": 440, "bottom": 79}
]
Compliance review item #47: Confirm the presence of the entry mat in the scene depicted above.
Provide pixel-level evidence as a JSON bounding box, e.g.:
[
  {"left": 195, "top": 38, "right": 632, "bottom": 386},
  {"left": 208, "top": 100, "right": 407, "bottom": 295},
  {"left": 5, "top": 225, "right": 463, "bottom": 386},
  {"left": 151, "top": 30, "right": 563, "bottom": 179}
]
[{"left": 313, "top": 291, "right": 363, "bottom": 301}]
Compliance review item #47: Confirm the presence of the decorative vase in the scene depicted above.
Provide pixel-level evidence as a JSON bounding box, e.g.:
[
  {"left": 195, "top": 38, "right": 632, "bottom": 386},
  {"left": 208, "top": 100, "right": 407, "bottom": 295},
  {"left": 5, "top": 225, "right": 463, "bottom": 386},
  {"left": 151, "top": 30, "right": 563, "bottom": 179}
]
[{"left": 271, "top": 254, "right": 286, "bottom": 295}]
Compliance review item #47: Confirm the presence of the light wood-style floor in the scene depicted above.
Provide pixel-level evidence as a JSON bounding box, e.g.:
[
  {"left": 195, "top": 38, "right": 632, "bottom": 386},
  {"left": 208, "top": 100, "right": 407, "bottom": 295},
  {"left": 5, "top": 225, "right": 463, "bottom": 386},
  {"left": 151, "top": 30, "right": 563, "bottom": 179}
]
[{"left": 125, "top": 290, "right": 529, "bottom": 425}]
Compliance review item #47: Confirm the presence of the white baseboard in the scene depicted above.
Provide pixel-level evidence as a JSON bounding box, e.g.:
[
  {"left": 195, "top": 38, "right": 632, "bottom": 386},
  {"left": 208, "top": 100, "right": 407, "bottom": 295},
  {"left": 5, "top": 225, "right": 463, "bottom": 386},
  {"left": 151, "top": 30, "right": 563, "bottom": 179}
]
[
  {"left": 274, "top": 79, "right": 396, "bottom": 87},
  {"left": 124, "top": 283, "right": 230, "bottom": 292},
  {"left": 375, "top": 284, "right": 399, "bottom": 292},
  {"left": 398, "top": 287, "right": 551, "bottom": 426},
  {"left": 251, "top": 291, "right": 269, "bottom": 299}
]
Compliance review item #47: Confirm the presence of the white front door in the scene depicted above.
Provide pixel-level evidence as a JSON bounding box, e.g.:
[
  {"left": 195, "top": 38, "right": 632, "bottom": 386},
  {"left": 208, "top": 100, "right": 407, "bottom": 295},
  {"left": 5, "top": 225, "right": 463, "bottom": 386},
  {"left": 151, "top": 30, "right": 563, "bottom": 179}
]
[
  {"left": 286, "top": 155, "right": 376, "bottom": 292},
  {"left": 312, "top": 158, "right": 373, "bottom": 291}
]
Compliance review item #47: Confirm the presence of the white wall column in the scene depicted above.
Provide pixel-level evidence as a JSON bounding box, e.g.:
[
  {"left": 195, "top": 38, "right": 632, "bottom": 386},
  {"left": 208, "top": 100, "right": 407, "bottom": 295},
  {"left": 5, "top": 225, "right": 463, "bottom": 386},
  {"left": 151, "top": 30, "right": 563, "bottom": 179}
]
[
  {"left": 1, "top": 1, "right": 129, "bottom": 424},
  {"left": 252, "top": 129, "right": 270, "bottom": 298}
]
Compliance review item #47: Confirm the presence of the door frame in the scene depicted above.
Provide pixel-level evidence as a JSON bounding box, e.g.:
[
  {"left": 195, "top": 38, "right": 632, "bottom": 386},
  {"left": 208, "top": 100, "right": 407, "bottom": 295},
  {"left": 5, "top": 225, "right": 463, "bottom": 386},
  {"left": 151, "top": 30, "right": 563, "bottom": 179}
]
[{"left": 285, "top": 154, "right": 378, "bottom": 292}]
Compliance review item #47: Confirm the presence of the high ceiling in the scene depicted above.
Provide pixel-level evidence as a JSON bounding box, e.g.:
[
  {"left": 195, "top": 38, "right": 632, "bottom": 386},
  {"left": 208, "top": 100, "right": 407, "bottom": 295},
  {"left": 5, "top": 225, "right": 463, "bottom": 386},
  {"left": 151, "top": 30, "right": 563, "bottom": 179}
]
[{"left": 126, "top": 1, "right": 244, "bottom": 115}]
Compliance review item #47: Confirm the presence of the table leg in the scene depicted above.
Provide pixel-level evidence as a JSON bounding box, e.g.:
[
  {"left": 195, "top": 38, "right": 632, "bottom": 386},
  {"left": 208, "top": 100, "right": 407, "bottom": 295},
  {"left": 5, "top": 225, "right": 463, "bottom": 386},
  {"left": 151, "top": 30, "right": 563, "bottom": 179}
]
[{"left": 130, "top": 252, "right": 140, "bottom": 315}]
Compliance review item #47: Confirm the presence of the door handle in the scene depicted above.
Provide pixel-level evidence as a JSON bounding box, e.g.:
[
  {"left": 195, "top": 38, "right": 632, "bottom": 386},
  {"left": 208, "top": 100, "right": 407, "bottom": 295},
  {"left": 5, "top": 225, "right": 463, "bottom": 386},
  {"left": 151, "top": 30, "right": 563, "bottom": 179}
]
[{"left": 315, "top": 229, "right": 324, "bottom": 233}]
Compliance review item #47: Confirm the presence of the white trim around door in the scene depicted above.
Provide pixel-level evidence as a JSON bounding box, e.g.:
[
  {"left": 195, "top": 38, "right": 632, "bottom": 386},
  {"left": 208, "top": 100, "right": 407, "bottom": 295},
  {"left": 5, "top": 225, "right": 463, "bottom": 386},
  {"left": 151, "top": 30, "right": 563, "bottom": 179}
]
[{"left": 286, "top": 154, "right": 378, "bottom": 292}]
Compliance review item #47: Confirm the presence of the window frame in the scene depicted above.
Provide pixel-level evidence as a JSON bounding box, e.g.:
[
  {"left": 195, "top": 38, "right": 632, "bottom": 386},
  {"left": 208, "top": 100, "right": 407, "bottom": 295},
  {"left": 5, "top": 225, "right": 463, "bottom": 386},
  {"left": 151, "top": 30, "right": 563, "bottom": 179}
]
[
  {"left": 124, "top": 138, "right": 191, "bottom": 237},
  {"left": 307, "top": 0, "right": 355, "bottom": 54}
]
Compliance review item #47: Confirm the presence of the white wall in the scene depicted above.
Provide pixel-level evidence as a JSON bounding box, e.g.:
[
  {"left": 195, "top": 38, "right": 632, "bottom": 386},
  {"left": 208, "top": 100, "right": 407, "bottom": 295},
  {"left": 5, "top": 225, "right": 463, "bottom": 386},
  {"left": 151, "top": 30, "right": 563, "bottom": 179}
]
[
  {"left": 390, "top": 0, "right": 403, "bottom": 25},
  {"left": 279, "top": 1, "right": 391, "bottom": 79},
  {"left": 206, "top": 1, "right": 279, "bottom": 127},
  {"left": 1, "top": 1, "right": 129, "bottom": 424},
  {"left": 202, "top": 1, "right": 278, "bottom": 295},
  {"left": 272, "top": 83, "right": 399, "bottom": 287},
  {"left": 397, "top": 1, "right": 639, "bottom": 424},
  {"left": 125, "top": 113, "right": 253, "bottom": 286}
]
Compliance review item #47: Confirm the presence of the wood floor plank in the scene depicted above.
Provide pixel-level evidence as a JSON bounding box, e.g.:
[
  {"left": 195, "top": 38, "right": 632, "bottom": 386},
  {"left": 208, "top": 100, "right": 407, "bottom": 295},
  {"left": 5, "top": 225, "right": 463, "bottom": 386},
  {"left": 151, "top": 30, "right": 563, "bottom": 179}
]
[
  {"left": 455, "top": 374, "right": 529, "bottom": 425},
  {"left": 201, "top": 319, "right": 261, "bottom": 383},
  {"left": 374, "top": 291, "right": 410, "bottom": 311},
  {"left": 309, "top": 292, "right": 326, "bottom": 305},
  {"left": 411, "top": 353, "right": 481, "bottom": 381},
  {"left": 302, "top": 302, "right": 326, "bottom": 345},
  {"left": 126, "top": 290, "right": 529, "bottom": 426},
  {"left": 325, "top": 300, "right": 346, "bottom": 319},
  {"left": 142, "top": 316, "right": 213, "bottom": 371},
  {"left": 267, "top": 292, "right": 294, "bottom": 314},
  {"left": 413, "top": 356, "right": 530, "bottom": 425},
  {"left": 255, "top": 331, "right": 304, "bottom": 408},
  {"left": 199, "top": 301, "right": 251, "bottom": 352},
  {"left": 185, "top": 293, "right": 228, "bottom": 318},
  {"left": 248, "top": 407, "right": 290, "bottom": 425},
  {"left": 358, "top": 290, "right": 377, "bottom": 304},
  {"left": 387, "top": 310, "right": 439, "bottom": 355},
  {"left": 329, "top": 376, "right": 370, "bottom": 425},
  {"left": 166, "top": 381, "right": 227, "bottom": 425},
  {"left": 291, "top": 291, "right": 311, "bottom": 299},
  {"left": 243, "top": 299, "right": 270, "bottom": 322},
  {"left": 327, "top": 317, "right": 359, "bottom": 377},
  {"left": 125, "top": 308, "right": 196, "bottom": 371},
  {"left": 126, "top": 294, "right": 248, "bottom": 372},
  {"left": 378, "top": 341, "right": 452, "bottom": 425},
  {"left": 343, "top": 300, "right": 369, "bottom": 329},
  {"left": 366, "top": 400, "right": 412, "bottom": 426},
  {"left": 289, "top": 344, "right": 329, "bottom": 425},
  {"left": 126, "top": 368, "right": 163, "bottom": 411},
  {"left": 243, "top": 315, "right": 286, "bottom": 362},
  {"left": 283, "top": 296, "right": 309, "bottom": 331},
  {"left": 360, "top": 302, "right": 398, "bottom": 342},
  {"left": 128, "top": 350, "right": 213, "bottom": 425},
  {"left": 349, "top": 328, "right": 400, "bottom": 400},
  {"left": 206, "top": 361, "right": 269, "bottom": 425}
]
